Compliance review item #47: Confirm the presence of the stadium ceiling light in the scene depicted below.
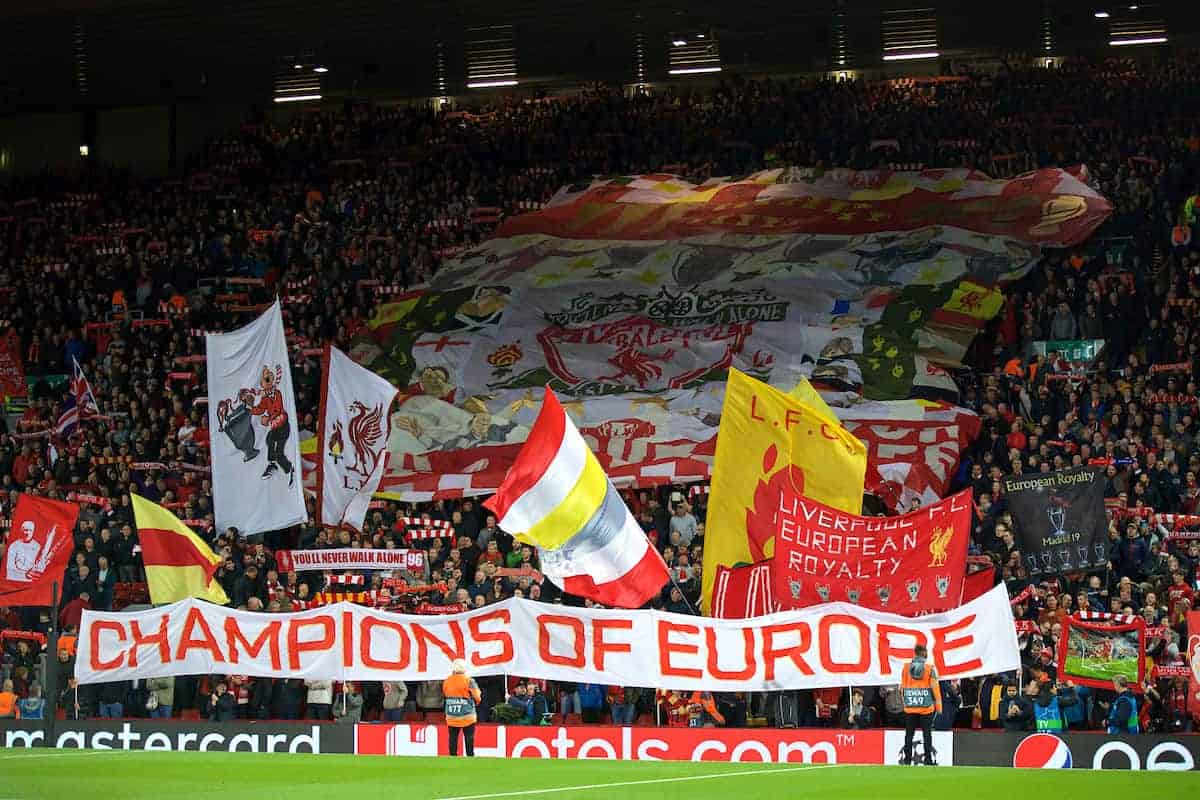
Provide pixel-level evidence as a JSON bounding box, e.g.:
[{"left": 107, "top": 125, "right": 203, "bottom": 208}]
[
  {"left": 313, "top": 66, "right": 329, "bottom": 73},
  {"left": 672, "top": 39, "right": 687, "bottom": 46},
  {"left": 274, "top": 94, "right": 322, "bottom": 102},
  {"left": 1094, "top": 10, "right": 1110, "bottom": 17},
  {"left": 668, "top": 66, "right": 722, "bottom": 74},
  {"left": 882, "top": 51, "right": 939, "bottom": 61},
  {"left": 467, "top": 80, "right": 519, "bottom": 88},
  {"left": 1110, "top": 36, "right": 1166, "bottom": 45},
  {"left": 1128, "top": 4, "right": 1138, "bottom": 8}
]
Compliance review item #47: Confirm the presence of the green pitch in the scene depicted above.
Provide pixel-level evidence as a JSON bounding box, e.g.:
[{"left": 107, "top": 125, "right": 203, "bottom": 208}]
[
  {"left": 1063, "top": 655, "right": 1140, "bottom": 682},
  {"left": 2, "top": 750, "right": 1196, "bottom": 800}
]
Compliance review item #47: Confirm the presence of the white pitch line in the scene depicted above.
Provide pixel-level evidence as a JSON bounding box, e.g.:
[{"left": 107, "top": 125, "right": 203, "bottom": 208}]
[
  {"left": 434, "top": 763, "right": 841, "bottom": 800},
  {"left": 0, "top": 750, "right": 117, "bottom": 760}
]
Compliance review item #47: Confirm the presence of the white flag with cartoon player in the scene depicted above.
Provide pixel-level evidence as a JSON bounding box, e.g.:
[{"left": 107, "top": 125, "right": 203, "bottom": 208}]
[
  {"left": 206, "top": 301, "right": 306, "bottom": 535},
  {"left": 317, "top": 345, "right": 398, "bottom": 530}
]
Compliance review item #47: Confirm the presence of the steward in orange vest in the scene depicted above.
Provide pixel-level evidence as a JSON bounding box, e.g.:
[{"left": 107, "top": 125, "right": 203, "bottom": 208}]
[{"left": 899, "top": 644, "right": 942, "bottom": 765}]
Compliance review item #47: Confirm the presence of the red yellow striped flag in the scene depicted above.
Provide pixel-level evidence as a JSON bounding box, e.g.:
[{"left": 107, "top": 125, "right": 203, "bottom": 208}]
[
  {"left": 485, "top": 388, "right": 668, "bottom": 608},
  {"left": 132, "top": 494, "right": 229, "bottom": 605}
]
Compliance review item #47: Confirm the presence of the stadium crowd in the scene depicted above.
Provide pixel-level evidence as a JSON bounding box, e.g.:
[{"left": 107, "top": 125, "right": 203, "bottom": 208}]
[{"left": 2, "top": 54, "right": 1200, "bottom": 734}]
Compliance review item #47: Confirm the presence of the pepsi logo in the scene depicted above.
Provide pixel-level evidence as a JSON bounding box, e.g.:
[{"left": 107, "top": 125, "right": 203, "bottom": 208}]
[{"left": 1013, "top": 733, "right": 1073, "bottom": 768}]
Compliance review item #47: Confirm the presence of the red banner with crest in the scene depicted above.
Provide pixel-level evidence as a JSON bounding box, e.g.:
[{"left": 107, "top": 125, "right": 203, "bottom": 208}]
[{"left": 772, "top": 489, "right": 971, "bottom": 615}]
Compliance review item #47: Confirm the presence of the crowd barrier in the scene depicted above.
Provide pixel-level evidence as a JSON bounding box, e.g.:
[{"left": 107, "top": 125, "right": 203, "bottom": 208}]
[{"left": 2, "top": 720, "right": 1196, "bottom": 770}]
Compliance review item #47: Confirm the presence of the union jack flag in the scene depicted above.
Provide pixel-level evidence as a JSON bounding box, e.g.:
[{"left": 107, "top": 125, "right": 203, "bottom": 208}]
[{"left": 56, "top": 356, "right": 100, "bottom": 436}]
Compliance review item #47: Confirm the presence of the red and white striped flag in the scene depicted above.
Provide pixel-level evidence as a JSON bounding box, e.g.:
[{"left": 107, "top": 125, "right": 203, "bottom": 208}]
[{"left": 484, "top": 388, "right": 668, "bottom": 608}]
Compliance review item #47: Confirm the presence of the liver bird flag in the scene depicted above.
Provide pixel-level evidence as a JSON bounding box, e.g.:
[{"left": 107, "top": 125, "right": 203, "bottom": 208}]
[
  {"left": 317, "top": 345, "right": 399, "bottom": 531},
  {"left": 702, "top": 368, "right": 867, "bottom": 613},
  {"left": 132, "top": 494, "right": 229, "bottom": 605},
  {"left": 485, "top": 388, "right": 669, "bottom": 608}
]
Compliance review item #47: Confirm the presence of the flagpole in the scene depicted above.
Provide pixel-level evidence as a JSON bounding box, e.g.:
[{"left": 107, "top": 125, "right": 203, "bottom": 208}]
[{"left": 45, "top": 581, "right": 61, "bottom": 747}]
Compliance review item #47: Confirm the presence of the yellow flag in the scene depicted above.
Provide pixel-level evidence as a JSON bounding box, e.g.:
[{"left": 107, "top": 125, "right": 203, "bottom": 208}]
[{"left": 701, "top": 369, "right": 867, "bottom": 613}]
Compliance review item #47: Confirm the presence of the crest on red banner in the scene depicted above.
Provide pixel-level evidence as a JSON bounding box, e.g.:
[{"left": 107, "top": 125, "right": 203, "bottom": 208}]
[
  {"left": 0, "top": 495, "right": 80, "bottom": 606},
  {"left": 771, "top": 488, "right": 971, "bottom": 615}
]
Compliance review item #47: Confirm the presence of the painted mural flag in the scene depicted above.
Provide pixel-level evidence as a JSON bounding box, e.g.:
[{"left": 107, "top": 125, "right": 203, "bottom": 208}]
[
  {"left": 484, "top": 388, "right": 669, "bottom": 608},
  {"left": 315, "top": 168, "right": 1107, "bottom": 512},
  {"left": 1057, "top": 612, "right": 1146, "bottom": 691}
]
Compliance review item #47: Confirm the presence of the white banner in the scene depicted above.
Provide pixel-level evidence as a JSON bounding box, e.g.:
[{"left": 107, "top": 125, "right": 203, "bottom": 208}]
[
  {"left": 76, "top": 584, "right": 1019, "bottom": 690},
  {"left": 274, "top": 548, "right": 424, "bottom": 573},
  {"left": 318, "top": 346, "right": 398, "bottom": 530},
  {"left": 206, "top": 301, "right": 306, "bottom": 535}
]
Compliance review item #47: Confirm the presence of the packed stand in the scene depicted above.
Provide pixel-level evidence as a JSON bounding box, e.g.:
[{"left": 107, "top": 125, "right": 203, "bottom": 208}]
[{"left": 2, "top": 54, "right": 1200, "bottom": 732}]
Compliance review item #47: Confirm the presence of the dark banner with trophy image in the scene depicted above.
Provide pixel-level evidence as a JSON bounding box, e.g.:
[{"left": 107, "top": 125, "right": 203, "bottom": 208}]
[{"left": 1002, "top": 467, "right": 1107, "bottom": 577}]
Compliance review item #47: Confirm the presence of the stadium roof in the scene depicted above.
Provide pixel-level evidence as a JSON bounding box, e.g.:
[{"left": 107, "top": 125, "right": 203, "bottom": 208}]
[{"left": 0, "top": 0, "right": 1193, "bottom": 113}]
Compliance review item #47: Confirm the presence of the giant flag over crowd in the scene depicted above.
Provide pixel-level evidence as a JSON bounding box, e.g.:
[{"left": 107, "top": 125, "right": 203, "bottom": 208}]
[
  {"left": 485, "top": 388, "right": 669, "bottom": 608},
  {"left": 207, "top": 301, "right": 306, "bottom": 536},
  {"left": 309, "top": 167, "right": 1109, "bottom": 511}
]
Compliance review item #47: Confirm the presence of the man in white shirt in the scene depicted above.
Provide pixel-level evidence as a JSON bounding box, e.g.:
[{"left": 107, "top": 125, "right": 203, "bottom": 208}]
[
  {"left": 4, "top": 521, "right": 42, "bottom": 583},
  {"left": 669, "top": 503, "right": 698, "bottom": 547}
]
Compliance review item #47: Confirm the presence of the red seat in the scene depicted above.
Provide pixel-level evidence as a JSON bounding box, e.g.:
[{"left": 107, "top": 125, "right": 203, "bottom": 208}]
[
  {"left": 404, "top": 711, "right": 425, "bottom": 722},
  {"left": 180, "top": 709, "right": 201, "bottom": 721},
  {"left": 600, "top": 713, "right": 612, "bottom": 724},
  {"left": 634, "top": 713, "right": 655, "bottom": 727},
  {"left": 55, "top": 708, "right": 66, "bottom": 720},
  {"left": 563, "top": 713, "right": 582, "bottom": 725},
  {"left": 425, "top": 712, "right": 445, "bottom": 724}
]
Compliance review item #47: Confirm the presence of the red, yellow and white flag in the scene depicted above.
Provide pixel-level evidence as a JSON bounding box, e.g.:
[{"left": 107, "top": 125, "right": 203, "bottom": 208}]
[
  {"left": 132, "top": 494, "right": 229, "bottom": 605},
  {"left": 485, "top": 388, "right": 668, "bottom": 608}
]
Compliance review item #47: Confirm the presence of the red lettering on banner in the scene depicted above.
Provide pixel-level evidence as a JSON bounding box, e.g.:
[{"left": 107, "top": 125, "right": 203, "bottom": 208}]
[
  {"left": 818, "top": 615, "right": 870, "bottom": 674},
  {"left": 592, "top": 618, "right": 633, "bottom": 671},
  {"left": 127, "top": 615, "right": 171, "bottom": 668},
  {"left": 761, "top": 622, "right": 814, "bottom": 680},
  {"left": 784, "top": 408, "right": 803, "bottom": 431},
  {"left": 468, "top": 609, "right": 513, "bottom": 667},
  {"left": 933, "top": 615, "right": 982, "bottom": 674},
  {"left": 360, "top": 616, "right": 412, "bottom": 670},
  {"left": 706, "top": 627, "right": 756, "bottom": 680},
  {"left": 90, "top": 620, "right": 127, "bottom": 671},
  {"left": 538, "top": 614, "right": 586, "bottom": 668},
  {"left": 413, "top": 621, "right": 466, "bottom": 671},
  {"left": 342, "top": 611, "right": 355, "bottom": 668},
  {"left": 224, "top": 618, "right": 282, "bottom": 671},
  {"left": 876, "top": 624, "right": 926, "bottom": 674},
  {"left": 750, "top": 395, "right": 766, "bottom": 421},
  {"left": 287, "top": 616, "right": 335, "bottom": 670},
  {"left": 658, "top": 621, "right": 702, "bottom": 679},
  {"left": 175, "top": 606, "right": 223, "bottom": 662}
]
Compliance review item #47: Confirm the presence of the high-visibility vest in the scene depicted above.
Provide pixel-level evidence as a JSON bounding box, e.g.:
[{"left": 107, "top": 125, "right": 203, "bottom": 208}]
[{"left": 900, "top": 661, "right": 940, "bottom": 715}]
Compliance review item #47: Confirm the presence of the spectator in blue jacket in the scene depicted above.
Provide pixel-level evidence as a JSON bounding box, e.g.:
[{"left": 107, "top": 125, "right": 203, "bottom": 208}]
[
  {"left": 578, "top": 683, "right": 605, "bottom": 723},
  {"left": 1104, "top": 675, "right": 1140, "bottom": 734}
]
